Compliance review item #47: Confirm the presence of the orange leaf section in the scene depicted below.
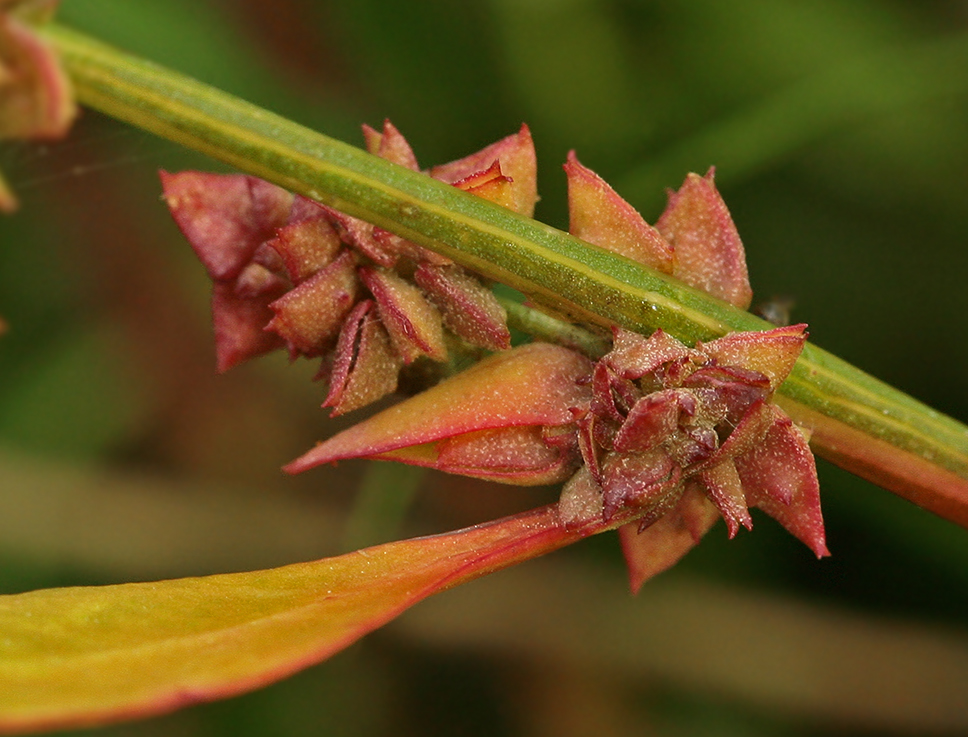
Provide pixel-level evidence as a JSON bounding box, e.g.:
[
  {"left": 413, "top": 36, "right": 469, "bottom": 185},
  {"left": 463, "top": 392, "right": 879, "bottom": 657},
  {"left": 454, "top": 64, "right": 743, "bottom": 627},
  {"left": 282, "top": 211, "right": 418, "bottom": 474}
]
[
  {"left": 0, "top": 505, "right": 596, "bottom": 734},
  {"left": 452, "top": 161, "right": 515, "bottom": 211},
  {"left": 286, "top": 343, "right": 592, "bottom": 475},
  {"left": 430, "top": 123, "right": 538, "bottom": 217},
  {"left": 564, "top": 151, "right": 674, "bottom": 274}
]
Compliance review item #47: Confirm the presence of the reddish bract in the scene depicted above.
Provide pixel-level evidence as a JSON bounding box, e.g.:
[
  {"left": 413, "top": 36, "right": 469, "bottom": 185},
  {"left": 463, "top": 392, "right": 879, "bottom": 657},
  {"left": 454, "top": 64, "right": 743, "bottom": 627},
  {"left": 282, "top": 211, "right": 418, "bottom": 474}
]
[
  {"left": 564, "top": 157, "right": 752, "bottom": 310},
  {"left": 162, "top": 120, "right": 527, "bottom": 412},
  {"left": 577, "top": 326, "right": 826, "bottom": 590},
  {"left": 656, "top": 168, "right": 752, "bottom": 309},
  {"left": 565, "top": 151, "right": 674, "bottom": 274},
  {"left": 288, "top": 324, "right": 827, "bottom": 591}
]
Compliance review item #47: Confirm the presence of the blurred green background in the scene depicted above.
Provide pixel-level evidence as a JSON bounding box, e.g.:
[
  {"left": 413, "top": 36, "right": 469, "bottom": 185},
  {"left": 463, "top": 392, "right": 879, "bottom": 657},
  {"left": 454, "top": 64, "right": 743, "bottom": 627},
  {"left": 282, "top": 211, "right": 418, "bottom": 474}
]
[{"left": 3, "top": 0, "right": 968, "bottom": 734}]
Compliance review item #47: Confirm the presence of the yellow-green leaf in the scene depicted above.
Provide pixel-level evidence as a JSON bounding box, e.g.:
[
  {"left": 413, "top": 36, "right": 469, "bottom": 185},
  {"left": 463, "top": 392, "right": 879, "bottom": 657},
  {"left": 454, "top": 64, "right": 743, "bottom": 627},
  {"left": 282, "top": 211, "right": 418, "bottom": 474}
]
[{"left": 0, "top": 503, "right": 607, "bottom": 733}]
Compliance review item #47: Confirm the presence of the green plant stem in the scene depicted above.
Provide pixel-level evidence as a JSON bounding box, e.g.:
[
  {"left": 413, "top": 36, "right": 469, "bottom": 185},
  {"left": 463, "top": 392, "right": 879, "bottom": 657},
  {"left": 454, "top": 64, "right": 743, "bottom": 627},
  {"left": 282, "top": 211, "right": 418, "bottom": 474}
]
[
  {"left": 43, "top": 24, "right": 968, "bottom": 527},
  {"left": 499, "top": 296, "right": 611, "bottom": 358}
]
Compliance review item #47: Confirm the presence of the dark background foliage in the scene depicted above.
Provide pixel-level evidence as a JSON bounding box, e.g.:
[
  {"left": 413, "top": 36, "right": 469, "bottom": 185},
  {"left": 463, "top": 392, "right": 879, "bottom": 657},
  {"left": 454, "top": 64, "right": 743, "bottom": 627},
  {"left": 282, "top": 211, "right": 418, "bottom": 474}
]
[{"left": 2, "top": 1, "right": 968, "bottom": 734}]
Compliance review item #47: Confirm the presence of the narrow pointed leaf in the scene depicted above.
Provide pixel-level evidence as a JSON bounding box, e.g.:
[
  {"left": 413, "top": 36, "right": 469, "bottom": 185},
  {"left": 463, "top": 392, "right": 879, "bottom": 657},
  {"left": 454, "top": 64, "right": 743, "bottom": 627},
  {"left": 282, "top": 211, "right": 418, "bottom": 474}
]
[
  {"left": 0, "top": 504, "right": 618, "bottom": 733},
  {"left": 286, "top": 343, "right": 592, "bottom": 474}
]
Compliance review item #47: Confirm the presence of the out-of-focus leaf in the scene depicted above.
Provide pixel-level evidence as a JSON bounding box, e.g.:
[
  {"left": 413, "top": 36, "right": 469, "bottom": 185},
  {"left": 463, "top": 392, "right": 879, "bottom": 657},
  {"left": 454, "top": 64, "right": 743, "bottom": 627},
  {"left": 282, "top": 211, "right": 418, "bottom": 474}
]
[
  {"left": 490, "top": 0, "right": 642, "bottom": 153},
  {"left": 0, "top": 9, "right": 75, "bottom": 141},
  {"left": 620, "top": 31, "right": 968, "bottom": 208},
  {"left": 0, "top": 502, "right": 603, "bottom": 733},
  {"left": 0, "top": 323, "right": 150, "bottom": 458},
  {"left": 55, "top": 0, "right": 278, "bottom": 107},
  {"left": 341, "top": 462, "right": 424, "bottom": 552},
  {"left": 328, "top": 0, "right": 503, "bottom": 153}
]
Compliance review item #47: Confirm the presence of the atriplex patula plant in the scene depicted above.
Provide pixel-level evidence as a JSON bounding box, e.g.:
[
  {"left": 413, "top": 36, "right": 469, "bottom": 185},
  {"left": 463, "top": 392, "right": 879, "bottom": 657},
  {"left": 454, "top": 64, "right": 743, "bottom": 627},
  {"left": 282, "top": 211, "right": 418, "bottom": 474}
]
[{"left": 3, "top": 4, "right": 968, "bottom": 733}]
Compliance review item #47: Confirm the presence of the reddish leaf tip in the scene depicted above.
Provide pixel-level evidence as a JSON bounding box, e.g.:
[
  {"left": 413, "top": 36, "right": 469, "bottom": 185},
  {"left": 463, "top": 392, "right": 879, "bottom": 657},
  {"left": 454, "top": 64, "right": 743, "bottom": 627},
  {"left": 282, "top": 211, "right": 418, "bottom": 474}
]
[{"left": 564, "top": 152, "right": 674, "bottom": 274}]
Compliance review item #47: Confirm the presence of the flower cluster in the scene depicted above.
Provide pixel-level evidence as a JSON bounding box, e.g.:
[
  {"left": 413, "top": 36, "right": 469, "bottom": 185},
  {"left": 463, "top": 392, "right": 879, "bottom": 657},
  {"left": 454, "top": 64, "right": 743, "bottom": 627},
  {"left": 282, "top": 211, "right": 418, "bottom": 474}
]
[
  {"left": 289, "top": 324, "right": 826, "bottom": 590},
  {"left": 170, "top": 120, "right": 826, "bottom": 589},
  {"left": 561, "top": 325, "right": 827, "bottom": 588},
  {"left": 162, "top": 121, "right": 535, "bottom": 414},
  {"left": 279, "top": 144, "right": 826, "bottom": 590}
]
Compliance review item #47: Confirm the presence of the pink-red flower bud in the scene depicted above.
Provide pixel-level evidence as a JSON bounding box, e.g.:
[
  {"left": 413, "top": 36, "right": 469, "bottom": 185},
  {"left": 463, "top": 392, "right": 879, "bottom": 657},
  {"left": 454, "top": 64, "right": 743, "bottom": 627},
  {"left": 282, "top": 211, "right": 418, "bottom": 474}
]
[{"left": 162, "top": 121, "right": 533, "bottom": 413}]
